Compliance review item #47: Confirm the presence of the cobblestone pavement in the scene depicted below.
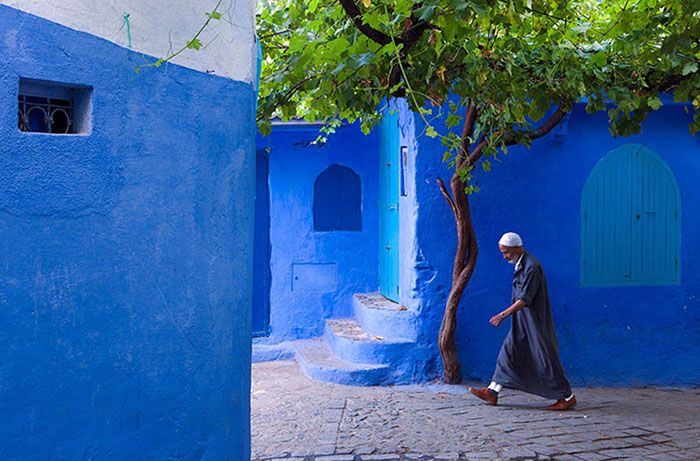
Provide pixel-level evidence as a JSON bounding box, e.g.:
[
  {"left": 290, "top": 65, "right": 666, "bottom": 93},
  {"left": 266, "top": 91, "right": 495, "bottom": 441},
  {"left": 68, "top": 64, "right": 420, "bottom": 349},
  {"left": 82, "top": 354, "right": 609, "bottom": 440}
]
[{"left": 252, "top": 361, "right": 700, "bottom": 461}]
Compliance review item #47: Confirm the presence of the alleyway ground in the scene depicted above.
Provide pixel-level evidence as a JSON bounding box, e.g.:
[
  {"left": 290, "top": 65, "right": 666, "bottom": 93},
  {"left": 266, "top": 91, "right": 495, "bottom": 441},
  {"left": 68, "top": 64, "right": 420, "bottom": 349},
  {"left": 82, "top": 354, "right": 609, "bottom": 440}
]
[{"left": 252, "top": 361, "right": 700, "bottom": 461}]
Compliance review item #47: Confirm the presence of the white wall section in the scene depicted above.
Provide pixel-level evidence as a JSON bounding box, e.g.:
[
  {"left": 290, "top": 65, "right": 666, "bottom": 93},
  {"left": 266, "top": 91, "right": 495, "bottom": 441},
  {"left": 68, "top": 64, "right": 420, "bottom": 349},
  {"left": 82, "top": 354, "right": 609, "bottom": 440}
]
[{"left": 1, "top": 0, "right": 256, "bottom": 82}]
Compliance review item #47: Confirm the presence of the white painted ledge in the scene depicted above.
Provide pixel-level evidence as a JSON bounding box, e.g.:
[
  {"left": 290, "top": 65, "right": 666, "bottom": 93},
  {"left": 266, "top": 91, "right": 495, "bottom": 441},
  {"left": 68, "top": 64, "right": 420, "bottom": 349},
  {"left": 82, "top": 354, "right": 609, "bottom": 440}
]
[{"left": 1, "top": 0, "right": 256, "bottom": 83}]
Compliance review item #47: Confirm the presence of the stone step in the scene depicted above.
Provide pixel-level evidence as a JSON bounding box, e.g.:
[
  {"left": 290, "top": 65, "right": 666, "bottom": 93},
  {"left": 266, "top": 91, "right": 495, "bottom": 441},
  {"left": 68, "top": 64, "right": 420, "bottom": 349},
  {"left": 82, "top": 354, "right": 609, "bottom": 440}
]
[
  {"left": 252, "top": 341, "right": 295, "bottom": 363},
  {"left": 293, "top": 338, "right": 391, "bottom": 386},
  {"left": 324, "top": 318, "right": 416, "bottom": 366},
  {"left": 325, "top": 319, "right": 415, "bottom": 362},
  {"left": 352, "top": 292, "right": 417, "bottom": 340}
]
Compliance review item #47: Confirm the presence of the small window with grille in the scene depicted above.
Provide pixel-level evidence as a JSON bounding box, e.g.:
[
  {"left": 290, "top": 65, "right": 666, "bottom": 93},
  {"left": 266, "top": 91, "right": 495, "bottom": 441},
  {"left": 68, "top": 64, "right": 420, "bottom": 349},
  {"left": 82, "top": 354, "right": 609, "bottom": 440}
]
[{"left": 17, "top": 78, "right": 92, "bottom": 135}]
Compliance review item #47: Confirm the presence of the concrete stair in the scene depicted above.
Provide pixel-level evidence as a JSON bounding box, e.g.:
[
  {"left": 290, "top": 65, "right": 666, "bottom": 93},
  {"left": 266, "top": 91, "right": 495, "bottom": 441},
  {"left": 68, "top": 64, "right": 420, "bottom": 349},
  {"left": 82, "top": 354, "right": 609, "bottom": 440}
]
[
  {"left": 352, "top": 292, "right": 417, "bottom": 340},
  {"left": 324, "top": 318, "right": 414, "bottom": 365},
  {"left": 293, "top": 338, "right": 391, "bottom": 386},
  {"left": 294, "top": 293, "right": 424, "bottom": 386}
]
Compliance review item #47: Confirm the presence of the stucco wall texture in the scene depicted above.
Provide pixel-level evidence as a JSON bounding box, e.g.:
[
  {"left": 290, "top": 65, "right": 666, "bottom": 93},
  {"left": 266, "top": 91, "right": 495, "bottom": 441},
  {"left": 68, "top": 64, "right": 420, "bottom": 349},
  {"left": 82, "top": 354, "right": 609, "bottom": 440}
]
[
  {"left": 261, "top": 124, "right": 380, "bottom": 342},
  {"left": 0, "top": 0, "right": 256, "bottom": 83},
  {"left": 409, "top": 102, "right": 700, "bottom": 386},
  {"left": 0, "top": 5, "right": 255, "bottom": 459}
]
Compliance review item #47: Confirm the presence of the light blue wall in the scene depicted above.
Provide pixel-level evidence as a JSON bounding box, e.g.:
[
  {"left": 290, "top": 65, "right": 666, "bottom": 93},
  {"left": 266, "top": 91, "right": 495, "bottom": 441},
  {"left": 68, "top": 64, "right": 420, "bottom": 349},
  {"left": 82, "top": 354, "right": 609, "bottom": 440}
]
[
  {"left": 261, "top": 124, "right": 379, "bottom": 342},
  {"left": 0, "top": 6, "right": 255, "bottom": 459},
  {"left": 408, "top": 101, "right": 700, "bottom": 386}
]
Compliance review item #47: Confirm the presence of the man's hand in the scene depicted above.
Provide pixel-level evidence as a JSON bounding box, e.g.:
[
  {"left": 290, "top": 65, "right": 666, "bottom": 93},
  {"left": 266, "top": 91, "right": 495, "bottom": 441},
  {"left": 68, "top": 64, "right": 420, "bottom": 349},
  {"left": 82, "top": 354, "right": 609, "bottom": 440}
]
[{"left": 489, "top": 312, "right": 506, "bottom": 327}]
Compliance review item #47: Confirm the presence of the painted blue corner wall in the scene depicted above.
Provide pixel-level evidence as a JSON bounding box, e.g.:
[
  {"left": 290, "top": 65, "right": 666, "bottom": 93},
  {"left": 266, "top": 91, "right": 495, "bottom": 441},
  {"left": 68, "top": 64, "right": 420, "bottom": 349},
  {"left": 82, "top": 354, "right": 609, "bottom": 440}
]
[
  {"left": 0, "top": 6, "right": 255, "bottom": 459},
  {"left": 395, "top": 99, "right": 450, "bottom": 380},
  {"left": 261, "top": 124, "right": 379, "bottom": 342},
  {"left": 409, "top": 101, "right": 700, "bottom": 386}
]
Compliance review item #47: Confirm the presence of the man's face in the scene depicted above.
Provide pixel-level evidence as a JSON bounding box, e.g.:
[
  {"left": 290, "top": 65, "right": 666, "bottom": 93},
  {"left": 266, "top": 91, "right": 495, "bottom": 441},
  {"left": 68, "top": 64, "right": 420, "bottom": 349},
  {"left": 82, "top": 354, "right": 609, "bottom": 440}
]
[{"left": 499, "top": 245, "right": 522, "bottom": 264}]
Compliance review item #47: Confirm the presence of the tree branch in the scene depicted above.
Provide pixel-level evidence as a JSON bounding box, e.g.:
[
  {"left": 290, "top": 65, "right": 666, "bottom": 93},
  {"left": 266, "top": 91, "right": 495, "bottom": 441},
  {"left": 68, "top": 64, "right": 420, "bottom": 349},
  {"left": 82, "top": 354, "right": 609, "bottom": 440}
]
[
  {"left": 402, "top": 14, "right": 431, "bottom": 45},
  {"left": 449, "top": 174, "right": 469, "bottom": 284},
  {"left": 457, "top": 102, "right": 478, "bottom": 168},
  {"left": 468, "top": 136, "right": 491, "bottom": 166},
  {"left": 651, "top": 72, "right": 694, "bottom": 94},
  {"left": 257, "top": 28, "right": 293, "bottom": 40},
  {"left": 437, "top": 177, "right": 457, "bottom": 219},
  {"left": 468, "top": 105, "right": 569, "bottom": 164},
  {"left": 503, "top": 105, "right": 568, "bottom": 147},
  {"left": 257, "top": 74, "right": 320, "bottom": 121},
  {"left": 282, "top": 74, "right": 319, "bottom": 103},
  {"left": 338, "top": 0, "right": 392, "bottom": 45},
  {"left": 341, "top": 2, "right": 432, "bottom": 96}
]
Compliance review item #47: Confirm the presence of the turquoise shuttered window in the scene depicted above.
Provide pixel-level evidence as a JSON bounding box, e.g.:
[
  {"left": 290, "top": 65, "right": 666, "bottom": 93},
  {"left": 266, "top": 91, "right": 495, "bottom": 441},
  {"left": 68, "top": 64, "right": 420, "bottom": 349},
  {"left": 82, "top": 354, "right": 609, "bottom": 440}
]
[{"left": 581, "top": 144, "right": 681, "bottom": 286}]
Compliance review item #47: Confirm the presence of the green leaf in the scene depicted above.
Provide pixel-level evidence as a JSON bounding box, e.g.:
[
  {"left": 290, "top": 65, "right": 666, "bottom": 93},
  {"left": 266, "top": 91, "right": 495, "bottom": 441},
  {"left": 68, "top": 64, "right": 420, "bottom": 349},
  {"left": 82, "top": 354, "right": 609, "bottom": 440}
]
[
  {"left": 590, "top": 51, "right": 607, "bottom": 67},
  {"left": 187, "top": 38, "right": 202, "bottom": 50},
  {"left": 308, "top": 0, "right": 319, "bottom": 14},
  {"left": 426, "top": 126, "right": 439, "bottom": 138},
  {"left": 647, "top": 96, "right": 663, "bottom": 110},
  {"left": 682, "top": 62, "right": 698, "bottom": 76},
  {"left": 418, "top": 6, "right": 436, "bottom": 21},
  {"left": 363, "top": 12, "right": 383, "bottom": 30},
  {"left": 471, "top": 0, "right": 488, "bottom": 15},
  {"left": 207, "top": 11, "right": 222, "bottom": 20},
  {"left": 331, "top": 62, "right": 346, "bottom": 75},
  {"left": 445, "top": 113, "right": 462, "bottom": 129}
]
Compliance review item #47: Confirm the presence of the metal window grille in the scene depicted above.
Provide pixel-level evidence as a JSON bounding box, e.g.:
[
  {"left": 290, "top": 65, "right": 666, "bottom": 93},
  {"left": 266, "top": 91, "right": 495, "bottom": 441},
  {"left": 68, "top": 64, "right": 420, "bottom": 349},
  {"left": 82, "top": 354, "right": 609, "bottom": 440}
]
[{"left": 18, "top": 94, "right": 74, "bottom": 134}]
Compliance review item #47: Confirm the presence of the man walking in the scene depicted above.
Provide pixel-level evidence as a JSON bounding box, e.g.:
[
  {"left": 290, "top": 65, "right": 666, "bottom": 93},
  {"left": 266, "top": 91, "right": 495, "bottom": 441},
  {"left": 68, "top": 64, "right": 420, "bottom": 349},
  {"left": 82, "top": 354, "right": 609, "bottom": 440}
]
[{"left": 469, "top": 232, "right": 576, "bottom": 411}]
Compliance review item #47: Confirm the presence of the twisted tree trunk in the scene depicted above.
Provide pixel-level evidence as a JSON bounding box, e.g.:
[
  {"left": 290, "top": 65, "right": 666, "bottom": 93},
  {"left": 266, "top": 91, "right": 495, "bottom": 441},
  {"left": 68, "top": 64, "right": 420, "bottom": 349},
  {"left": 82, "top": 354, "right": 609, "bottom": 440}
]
[
  {"left": 435, "top": 102, "right": 480, "bottom": 383},
  {"left": 437, "top": 175, "right": 478, "bottom": 384},
  {"left": 435, "top": 103, "right": 567, "bottom": 384}
]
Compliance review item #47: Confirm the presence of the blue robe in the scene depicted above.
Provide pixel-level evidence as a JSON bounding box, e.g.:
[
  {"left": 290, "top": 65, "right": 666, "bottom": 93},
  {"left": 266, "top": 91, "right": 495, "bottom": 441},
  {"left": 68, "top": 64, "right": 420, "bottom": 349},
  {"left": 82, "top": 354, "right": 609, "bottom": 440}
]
[{"left": 492, "top": 252, "right": 572, "bottom": 400}]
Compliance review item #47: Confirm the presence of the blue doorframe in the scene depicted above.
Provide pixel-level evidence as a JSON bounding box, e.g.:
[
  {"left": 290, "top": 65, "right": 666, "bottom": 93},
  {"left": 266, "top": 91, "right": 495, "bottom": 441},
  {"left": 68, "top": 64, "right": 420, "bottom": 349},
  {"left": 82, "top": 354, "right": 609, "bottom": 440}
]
[
  {"left": 379, "top": 112, "right": 400, "bottom": 302},
  {"left": 253, "top": 148, "right": 271, "bottom": 336}
]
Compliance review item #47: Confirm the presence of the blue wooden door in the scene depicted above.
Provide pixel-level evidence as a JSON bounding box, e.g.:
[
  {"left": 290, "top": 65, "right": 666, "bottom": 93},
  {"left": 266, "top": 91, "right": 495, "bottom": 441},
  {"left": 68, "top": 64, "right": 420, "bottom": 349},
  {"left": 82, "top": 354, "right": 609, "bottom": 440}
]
[
  {"left": 581, "top": 144, "right": 680, "bottom": 286},
  {"left": 379, "top": 112, "right": 400, "bottom": 302}
]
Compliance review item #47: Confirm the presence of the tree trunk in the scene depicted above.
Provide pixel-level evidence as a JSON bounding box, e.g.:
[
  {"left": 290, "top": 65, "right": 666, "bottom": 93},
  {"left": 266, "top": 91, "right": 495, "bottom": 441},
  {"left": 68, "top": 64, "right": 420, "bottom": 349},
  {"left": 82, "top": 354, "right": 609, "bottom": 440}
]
[
  {"left": 434, "top": 103, "right": 567, "bottom": 384},
  {"left": 437, "top": 174, "right": 479, "bottom": 384}
]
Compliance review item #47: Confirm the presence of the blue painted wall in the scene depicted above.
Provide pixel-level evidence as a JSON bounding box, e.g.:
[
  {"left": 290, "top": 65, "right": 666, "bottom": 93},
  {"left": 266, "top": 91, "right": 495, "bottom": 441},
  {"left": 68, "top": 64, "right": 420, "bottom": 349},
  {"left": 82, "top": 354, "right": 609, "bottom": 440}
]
[
  {"left": 407, "top": 101, "right": 700, "bottom": 386},
  {"left": 0, "top": 6, "right": 255, "bottom": 459},
  {"left": 260, "top": 123, "right": 379, "bottom": 342},
  {"left": 396, "top": 99, "right": 454, "bottom": 378},
  {"left": 253, "top": 148, "right": 272, "bottom": 336}
]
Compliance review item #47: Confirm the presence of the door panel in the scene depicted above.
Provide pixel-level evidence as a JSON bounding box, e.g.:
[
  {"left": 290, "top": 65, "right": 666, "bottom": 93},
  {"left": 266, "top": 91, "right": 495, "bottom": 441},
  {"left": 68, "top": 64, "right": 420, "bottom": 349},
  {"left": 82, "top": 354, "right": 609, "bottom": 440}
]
[
  {"left": 581, "top": 144, "right": 680, "bottom": 286},
  {"left": 379, "top": 112, "right": 400, "bottom": 302}
]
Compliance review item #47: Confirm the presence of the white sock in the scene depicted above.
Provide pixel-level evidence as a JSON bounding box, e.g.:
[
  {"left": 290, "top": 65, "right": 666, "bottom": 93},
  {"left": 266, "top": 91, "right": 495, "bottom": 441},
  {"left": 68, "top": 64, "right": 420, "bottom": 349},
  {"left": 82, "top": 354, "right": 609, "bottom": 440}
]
[
  {"left": 488, "top": 381, "right": 502, "bottom": 393},
  {"left": 565, "top": 393, "right": 575, "bottom": 401}
]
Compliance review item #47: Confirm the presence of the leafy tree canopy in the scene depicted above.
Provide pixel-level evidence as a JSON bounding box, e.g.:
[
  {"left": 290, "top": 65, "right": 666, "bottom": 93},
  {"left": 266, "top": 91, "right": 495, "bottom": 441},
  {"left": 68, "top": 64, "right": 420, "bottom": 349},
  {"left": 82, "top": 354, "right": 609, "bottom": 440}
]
[{"left": 258, "top": 0, "right": 698, "bottom": 173}]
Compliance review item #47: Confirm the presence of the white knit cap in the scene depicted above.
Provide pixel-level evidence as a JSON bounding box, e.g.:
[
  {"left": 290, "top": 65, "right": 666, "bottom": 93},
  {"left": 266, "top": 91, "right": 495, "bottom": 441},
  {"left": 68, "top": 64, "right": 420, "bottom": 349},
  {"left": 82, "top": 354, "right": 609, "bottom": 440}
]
[{"left": 498, "top": 232, "right": 523, "bottom": 247}]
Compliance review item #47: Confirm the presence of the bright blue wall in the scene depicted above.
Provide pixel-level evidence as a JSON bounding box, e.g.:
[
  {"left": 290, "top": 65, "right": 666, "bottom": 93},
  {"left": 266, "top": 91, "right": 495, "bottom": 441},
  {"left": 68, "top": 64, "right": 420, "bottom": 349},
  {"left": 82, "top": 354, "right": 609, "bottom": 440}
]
[
  {"left": 409, "top": 102, "right": 700, "bottom": 386},
  {"left": 0, "top": 6, "right": 255, "bottom": 459},
  {"left": 395, "top": 99, "right": 451, "bottom": 377},
  {"left": 261, "top": 124, "right": 379, "bottom": 341}
]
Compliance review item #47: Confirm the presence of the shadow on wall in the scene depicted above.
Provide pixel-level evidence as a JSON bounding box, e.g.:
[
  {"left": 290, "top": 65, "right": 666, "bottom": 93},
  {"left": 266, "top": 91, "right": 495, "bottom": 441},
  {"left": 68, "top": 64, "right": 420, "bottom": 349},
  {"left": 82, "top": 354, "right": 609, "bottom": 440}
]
[{"left": 314, "top": 164, "right": 363, "bottom": 232}]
